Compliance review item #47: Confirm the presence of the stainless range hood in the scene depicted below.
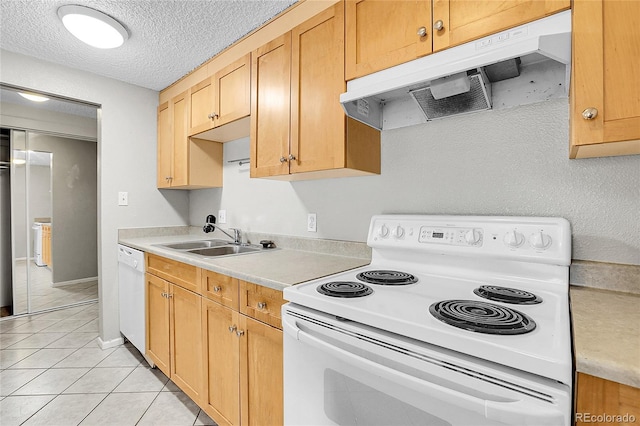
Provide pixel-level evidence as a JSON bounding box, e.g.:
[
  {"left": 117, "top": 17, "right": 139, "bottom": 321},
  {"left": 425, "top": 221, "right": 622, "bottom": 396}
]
[{"left": 340, "top": 11, "right": 571, "bottom": 130}]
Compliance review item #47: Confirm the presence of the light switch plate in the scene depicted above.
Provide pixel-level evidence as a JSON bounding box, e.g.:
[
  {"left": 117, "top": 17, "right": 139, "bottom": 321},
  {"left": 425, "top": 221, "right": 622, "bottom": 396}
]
[
  {"left": 118, "top": 192, "right": 128, "bottom": 206},
  {"left": 218, "top": 210, "right": 227, "bottom": 224},
  {"left": 307, "top": 213, "right": 317, "bottom": 232}
]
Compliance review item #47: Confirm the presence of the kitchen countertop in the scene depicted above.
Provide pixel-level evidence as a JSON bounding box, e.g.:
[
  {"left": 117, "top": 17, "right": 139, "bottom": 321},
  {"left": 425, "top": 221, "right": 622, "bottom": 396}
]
[
  {"left": 119, "top": 234, "right": 370, "bottom": 291},
  {"left": 120, "top": 233, "right": 639, "bottom": 388},
  {"left": 570, "top": 286, "right": 640, "bottom": 388}
]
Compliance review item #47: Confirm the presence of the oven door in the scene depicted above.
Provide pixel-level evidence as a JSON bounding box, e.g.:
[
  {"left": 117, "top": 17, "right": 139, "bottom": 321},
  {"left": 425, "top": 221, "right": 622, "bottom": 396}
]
[{"left": 283, "top": 304, "right": 570, "bottom": 426}]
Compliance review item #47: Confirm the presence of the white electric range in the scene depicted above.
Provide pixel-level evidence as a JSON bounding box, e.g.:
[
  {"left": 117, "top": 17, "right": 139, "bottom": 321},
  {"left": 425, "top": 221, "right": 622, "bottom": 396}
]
[{"left": 283, "top": 215, "right": 573, "bottom": 426}]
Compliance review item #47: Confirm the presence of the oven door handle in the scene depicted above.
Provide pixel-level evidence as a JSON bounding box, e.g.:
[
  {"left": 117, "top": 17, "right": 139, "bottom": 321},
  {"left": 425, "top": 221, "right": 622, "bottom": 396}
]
[{"left": 283, "top": 314, "right": 564, "bottom": 425}]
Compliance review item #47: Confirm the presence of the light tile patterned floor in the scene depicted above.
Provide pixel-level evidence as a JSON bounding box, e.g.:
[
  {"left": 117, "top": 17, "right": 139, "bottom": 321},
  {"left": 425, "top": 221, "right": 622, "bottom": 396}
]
[
  {"left": 0, "top": 302, "right": 216, "bottom": 426},
  {"left": 12, "top": 260, "right": 98, "bottom": 315}
]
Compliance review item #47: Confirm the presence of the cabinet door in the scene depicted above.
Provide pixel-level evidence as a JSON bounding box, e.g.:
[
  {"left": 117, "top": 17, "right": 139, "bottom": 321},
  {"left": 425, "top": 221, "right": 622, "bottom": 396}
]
[
  {"left": 575, "top": 373, "right": 640, "bottom": 425},
  {"left": 291, "top": 3, "right": 346, "bottom": 174},
  {"left": 215, "top": 54, "right": 251, "bottom": 127},
  {"left": 202, "top": 299, "right": 240, "bottom": 426},
  {"left": 145, "top": 273, "right": 170, "bottom": 375},
  {"left": 250, "top": 33, "right": 292, "bottom": 178},
  {"left": 345, "top": 0, "right": 432, "bottom": 80},
  {"left": 157, "top": 101, "right": 172, "bottom": 188},
  {"left": 189, "top": 77, "right": 216, "bottom": 136},
  {"left": 239, "top": 315, "right": 283, "bottom": 426},
  {"left": 170, "top": 90, "right": 189, "bottom": 187},
  {"left": 432, "top": 0, "right": 569, "bottom": 51},
  {"left": 570, "top": 0, "right": 640, "bottom": 158},
  {"left": 170, "top": 284, "right": 204, "bottom": 404}
]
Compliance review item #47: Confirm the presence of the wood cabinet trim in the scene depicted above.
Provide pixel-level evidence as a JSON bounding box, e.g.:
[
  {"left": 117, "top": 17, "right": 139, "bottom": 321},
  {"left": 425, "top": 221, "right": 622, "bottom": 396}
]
[{"left": 145, "top": 253, "right": 201, "bottom": 294}]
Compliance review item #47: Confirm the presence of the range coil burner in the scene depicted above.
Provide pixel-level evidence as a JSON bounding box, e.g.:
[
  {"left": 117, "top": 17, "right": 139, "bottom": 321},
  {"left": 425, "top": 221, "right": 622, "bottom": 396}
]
[
  {"left": 429, "top": 300, "right": 536, "bottom": 335},
  {"left": 474, "top": 285, "right": 542, "bottom": 305},
  {"left": 356, "top": 270, "right": 418, "bottom": 286},
  {"left": 317, "top": 282, "right": 373, "bottom": 298}
]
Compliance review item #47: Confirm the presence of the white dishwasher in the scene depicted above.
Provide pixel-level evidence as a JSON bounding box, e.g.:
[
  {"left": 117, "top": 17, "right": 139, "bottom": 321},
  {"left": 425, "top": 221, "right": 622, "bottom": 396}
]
[{"left": 117, "top": 244, "right": 147, "bottom": 359}]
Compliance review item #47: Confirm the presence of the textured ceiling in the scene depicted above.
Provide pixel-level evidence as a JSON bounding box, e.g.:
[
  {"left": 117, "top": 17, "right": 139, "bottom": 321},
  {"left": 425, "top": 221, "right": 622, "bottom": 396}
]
[{"left": 0, "top": 0, "right": 297, "bottom": 91}]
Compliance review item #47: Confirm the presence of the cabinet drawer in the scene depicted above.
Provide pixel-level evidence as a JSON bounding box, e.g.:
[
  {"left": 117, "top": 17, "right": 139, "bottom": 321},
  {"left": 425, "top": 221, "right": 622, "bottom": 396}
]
[
  {"left": 239, "top": 281, "right": 285, "bottom": 329},
  {"left": 145, "top": 253, "right": 200, "bottom": 294},
  {"left": 201, "top": 270, "right": 239, "bottom": 309}
]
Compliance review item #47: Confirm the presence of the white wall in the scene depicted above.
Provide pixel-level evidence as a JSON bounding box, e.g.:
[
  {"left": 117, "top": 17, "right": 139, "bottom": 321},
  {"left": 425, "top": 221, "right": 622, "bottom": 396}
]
[
  {"left": 1, "top": 49, "right": 190, "bottom": 344},
  {"left": 190, "top": 98, "right": 640, "bottom": 266}
]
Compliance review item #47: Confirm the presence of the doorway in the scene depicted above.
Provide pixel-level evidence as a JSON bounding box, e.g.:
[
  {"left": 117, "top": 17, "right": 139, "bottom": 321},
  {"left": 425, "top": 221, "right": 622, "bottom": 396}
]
[{"left": 0, "top": 86, "right": 99, "bottom": 317}]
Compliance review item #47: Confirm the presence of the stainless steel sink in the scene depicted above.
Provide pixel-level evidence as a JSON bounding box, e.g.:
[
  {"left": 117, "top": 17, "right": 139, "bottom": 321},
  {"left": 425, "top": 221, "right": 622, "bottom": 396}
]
[
  {"left": 186, "top": 245, "right": 262, "bottom": 257},
  {"left": 157, "top": 239, "right": 229, "bottom": 250}
]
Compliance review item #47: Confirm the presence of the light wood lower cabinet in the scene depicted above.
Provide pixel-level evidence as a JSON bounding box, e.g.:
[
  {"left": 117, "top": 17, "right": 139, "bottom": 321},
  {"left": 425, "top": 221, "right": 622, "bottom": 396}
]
[
  {"left": 146, "top": 254, "right": 284, "bottom": 426},
  {"left": 239, "top": 315, "right": 283, "bottom": 426},
  {"left": 145, "top": 270, "right": 204, "bottom": 405},
  {"left": 201, "top": 278, "right": 284, "bottom": 426},
  {"left": 576, "top": 373, "right": 640, "bottom": 426},
  {"left": 202, "top": 299, "right": 240, "bottom": 426}
]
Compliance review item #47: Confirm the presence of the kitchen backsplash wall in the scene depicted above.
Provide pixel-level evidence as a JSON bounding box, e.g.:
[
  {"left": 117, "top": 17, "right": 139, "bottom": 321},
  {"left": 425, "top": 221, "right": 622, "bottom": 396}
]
[{"left": 190, "top": 98, "right": 640, "bottom": 266}]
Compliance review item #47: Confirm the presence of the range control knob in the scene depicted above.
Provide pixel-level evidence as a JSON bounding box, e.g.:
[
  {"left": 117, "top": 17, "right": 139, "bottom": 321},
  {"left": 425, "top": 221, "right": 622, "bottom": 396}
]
[
  {"left": 464, "top": 229, "right": 482, "bottom": 245},
  {"left": 392, "top": 225, "right": 405, "bottom": 239},
  {"left": 378, "top": 224, "right": 390, "bottom": 238},
  {"left": 530, "top": 232, "right": 552, "bottom": 250},
  {"left": 503, "top": 230, "right": 525, "bottom": 248}
]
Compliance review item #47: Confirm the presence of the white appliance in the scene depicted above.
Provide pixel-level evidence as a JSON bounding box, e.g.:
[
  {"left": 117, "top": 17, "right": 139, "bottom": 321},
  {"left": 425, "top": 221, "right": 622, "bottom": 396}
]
[
  {"left": 341, "top": 11, "right": 571, "bottom": 129},
  {"left": 283, "top": 215, "right": 572, "bottom": 426},
  {"left": 32, "top": 222, "right": 45, "bottom": 266},
  {"left": 117, "top": 244, "right": 148, "bottom": 361}
]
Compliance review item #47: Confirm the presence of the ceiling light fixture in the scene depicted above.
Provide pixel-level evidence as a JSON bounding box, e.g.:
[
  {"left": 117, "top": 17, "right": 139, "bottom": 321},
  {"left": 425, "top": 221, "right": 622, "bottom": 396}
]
[
  {"left": 18, "top": 92, "right": 50, "bottom": 102},
  {"left": 58, "top": 5, "right": 128, "bottom": 49}
]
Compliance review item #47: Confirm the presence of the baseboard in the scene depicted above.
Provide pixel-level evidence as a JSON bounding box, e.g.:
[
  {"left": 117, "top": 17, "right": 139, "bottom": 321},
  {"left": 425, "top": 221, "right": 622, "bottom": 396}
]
[
  {"left": 52, "top": 276, "right": 98, "bottom": 288},
  {"left": 96, "top": 336, "right": 124, "bottom": 349}
]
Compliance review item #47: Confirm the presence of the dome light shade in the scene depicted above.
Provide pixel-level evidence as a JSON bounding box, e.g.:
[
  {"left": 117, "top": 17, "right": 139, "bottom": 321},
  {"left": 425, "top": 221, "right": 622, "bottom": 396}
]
[
  {"left": 58, "top": 5, "right": 128, "bottom": 49},
  {"left": 19, "top": 92, "right": 50, "bottom": 102}
]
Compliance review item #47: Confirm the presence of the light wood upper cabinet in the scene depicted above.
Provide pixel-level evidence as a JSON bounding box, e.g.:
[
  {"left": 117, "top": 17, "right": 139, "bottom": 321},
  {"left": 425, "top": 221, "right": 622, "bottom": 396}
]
[
  {"left": 157, "top": 90, "right": 224, "bottom": 189},
  {"left": 250, "top": 33, "right": 292, "bottom": 178},
  {"left": 345, "top": 0, "right": 432, "bottom": 80},
  {"left": 570, "top": 0, "right": 640, "bottom": 159},
  {"left": 188, "top": 54, "right": 251, "bottom": 142},
  {"left": 432, "top": 0, "right": 569, "bottom": 52},
  {"left": 345, "top": 0, "right": 569, "bottom": 79},
  {"left": 251, "top": 1, "right": 381, "bottom": 180}
]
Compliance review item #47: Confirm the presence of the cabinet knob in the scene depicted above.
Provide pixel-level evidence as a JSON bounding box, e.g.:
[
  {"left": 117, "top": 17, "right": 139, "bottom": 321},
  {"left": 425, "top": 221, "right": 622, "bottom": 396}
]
[
  {"left": 207, "top": 113, "right": 219, "bottom": 120},
  {"left": 288, "top": 154, "right": 296, "bottom": 161},
  {"left": 161, "top": 292, "right": 167, "bottom": 298},
  {"left": 257, "top": 302, "right": 267, "bottom": 310},
  {"left": 417, "top": 26, "right": 427, "bottom": 37},
  {"left": 228, "top": 325, "right": 237, "bottom": 333},
  {"left": 213, "top": 286, "right": 221, "bottom": 293},
  {"left": 236, "top": 330, "right": 245, "bottom": 337},
  {"left": 280, "top": 156, "right": 288, "bottom": 163},
  {"left": 166, "top": 293, "right": 173, "bottom": 298},
  {"left": 434, "top": 20, "right": 444, "bottom": 31},
  {"left": 582, "top": 108, "right": 598, "bottom": 120}
]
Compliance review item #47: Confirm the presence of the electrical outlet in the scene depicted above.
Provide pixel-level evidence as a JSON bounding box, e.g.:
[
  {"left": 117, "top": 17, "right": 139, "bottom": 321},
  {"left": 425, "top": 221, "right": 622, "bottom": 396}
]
[
  {"left": 307, "top": 213, "right": 317, "bottom": 232},
  {"left": 118, "top": 192, "right": 128, "bottom": 206},
  {"left": 218, "top": 210, "right": 227, "bottom": 224}
]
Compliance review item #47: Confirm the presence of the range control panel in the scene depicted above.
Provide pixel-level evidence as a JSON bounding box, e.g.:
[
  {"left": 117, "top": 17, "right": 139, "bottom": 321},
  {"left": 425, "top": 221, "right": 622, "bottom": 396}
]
[{"left": 368, "top": 215, "right": 572, "bottom": 265}]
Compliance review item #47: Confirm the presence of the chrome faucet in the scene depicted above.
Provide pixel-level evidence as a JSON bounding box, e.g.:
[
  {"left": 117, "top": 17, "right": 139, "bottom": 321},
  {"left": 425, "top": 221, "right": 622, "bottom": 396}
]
[{"left": 203, "top": 215, "right": 242, "bottom": 244}]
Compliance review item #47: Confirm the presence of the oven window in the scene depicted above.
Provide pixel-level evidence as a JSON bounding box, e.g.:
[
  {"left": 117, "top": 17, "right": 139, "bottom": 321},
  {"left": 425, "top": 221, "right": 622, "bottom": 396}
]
[{"left": 324, "top": 369, "right": 451, "bottom": 426}]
